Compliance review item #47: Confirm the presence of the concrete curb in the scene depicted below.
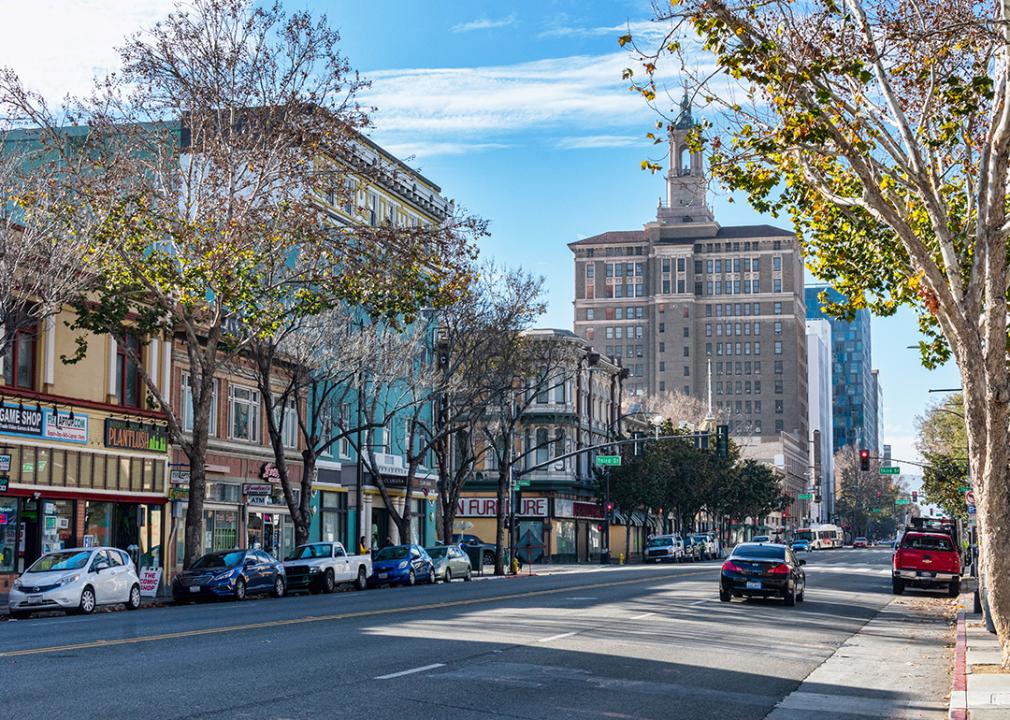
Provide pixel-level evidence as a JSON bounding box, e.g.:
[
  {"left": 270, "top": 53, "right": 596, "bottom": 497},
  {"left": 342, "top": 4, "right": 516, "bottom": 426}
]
[{"left": 950, "top": 609, "right": 968, "bottom": 720}]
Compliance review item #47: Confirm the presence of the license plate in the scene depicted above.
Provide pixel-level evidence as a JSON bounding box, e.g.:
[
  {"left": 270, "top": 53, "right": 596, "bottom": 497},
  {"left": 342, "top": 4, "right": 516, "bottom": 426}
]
[
  {"left": 189, "top": 586, "right": 200, "bottom": 592},
  {"left": 27, "top": 594, "right": 42, "bottom": 603},
  {"left": 746, "top": 581, "right": 762, "bottom": 590},
  {"left": 917, "top": 571, "right": 936, "bottom": 578},
  {"left": 377, "top": 573, "right": 388, "bottom": 579}
]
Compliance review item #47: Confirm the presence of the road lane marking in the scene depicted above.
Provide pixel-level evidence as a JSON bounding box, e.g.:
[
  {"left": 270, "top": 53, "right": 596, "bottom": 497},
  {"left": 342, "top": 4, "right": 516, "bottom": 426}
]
[
  {"left": 689, "top": 600, "right": 706, "bottom": 606},
  {"left": 537, "top": 631, "right": 578, "bottom": 643},
  {"left": 1, "top": 569, "right": 713, "bottom": 658},
  {"left": 629, "top": 612, "right": 653, "bottom": 620},
  {"left": 564, "top": 596, "right": 597, "bottom": 600},
  {"left": 375, "top": 663, "right": 445, "bottom": 680}
]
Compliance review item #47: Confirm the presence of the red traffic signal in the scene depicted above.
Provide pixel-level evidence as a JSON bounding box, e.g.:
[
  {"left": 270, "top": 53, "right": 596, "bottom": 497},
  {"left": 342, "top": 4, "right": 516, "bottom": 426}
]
[
  {"left": 859, "top": 449, "right": 870, "bottom": 471},
  {"left": 606, "top": 502, "right": 614, "bottom": 513},
  {"left": 912, "top": 491, "right": 918, "bottom": 502}
]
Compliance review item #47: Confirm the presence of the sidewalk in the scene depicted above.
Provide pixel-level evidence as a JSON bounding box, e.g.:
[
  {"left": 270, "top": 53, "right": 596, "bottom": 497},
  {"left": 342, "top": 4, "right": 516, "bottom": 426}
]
[
  {"left": 766, "top": 594, "right": 955, "bottom": 719},
  {"left": 949, "top": 582, "right": 1010, "bottom": 719}
]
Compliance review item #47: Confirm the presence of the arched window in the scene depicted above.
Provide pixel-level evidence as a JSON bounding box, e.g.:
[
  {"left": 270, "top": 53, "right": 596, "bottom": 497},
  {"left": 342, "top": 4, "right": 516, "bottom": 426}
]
[
  {"left": 554, "top": 428, "right": 565, "bottom": 459},
  {"left": 679, "top": 145, "right": 691, "bottom": 176},
  {"left": 536, "top": 427, "right": 549, "bottom": 465}
]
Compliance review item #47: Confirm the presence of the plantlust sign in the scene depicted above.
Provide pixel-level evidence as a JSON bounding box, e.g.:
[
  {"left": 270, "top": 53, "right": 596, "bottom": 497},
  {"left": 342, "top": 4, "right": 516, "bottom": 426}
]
[{"left": 456, "top": 497, "right": 548, "bottom": 518}]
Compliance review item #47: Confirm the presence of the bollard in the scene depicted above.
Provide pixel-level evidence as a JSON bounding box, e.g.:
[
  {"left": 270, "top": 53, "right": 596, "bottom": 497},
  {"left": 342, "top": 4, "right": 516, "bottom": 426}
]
[{"left": 619, "top": 552, "right": 625, "bottom": 565}]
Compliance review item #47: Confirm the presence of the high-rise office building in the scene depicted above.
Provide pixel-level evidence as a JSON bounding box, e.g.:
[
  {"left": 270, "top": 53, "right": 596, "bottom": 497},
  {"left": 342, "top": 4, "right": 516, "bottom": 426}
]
[
  {"left": 569, "top": 96, "right": 810, "bottom": 528},
  {"left": 804, "top": 285, "right": 879, "bottom": 454},
  {"left": 806, "top": 319, "right": 834, "bottom": 524}
]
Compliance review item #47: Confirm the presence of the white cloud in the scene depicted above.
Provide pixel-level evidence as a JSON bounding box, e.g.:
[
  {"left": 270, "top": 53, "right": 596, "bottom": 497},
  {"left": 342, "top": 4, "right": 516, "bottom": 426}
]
[
  {"left": 379, "top": 140, "right": 509, "bottom": 159},
  {"left": 555, "top": 134, "right": 645, "bottom": 150},
  {"left": 451, "top": 15, "right": 517, "bottom": 34},
  {"left": 537, "top": 20, "right": 670, "bottom": 42},
  {"left": 0, "top": 1, "right": 175, "bottom": 105},
  {"left": 364, "top": 51, "right": 692, "bottom": 138}
]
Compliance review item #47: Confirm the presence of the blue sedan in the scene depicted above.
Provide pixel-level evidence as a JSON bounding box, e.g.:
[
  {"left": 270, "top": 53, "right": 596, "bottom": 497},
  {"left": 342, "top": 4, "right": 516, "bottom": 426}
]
[
  {"left": 172, "top": 549, "right": 286, "bottom": 602},
  {"left": 370, "top": 544, "right": 436, "bottom": 587},
  {"left": 791, "top": 539, "right": 812, "bottom": 553}
]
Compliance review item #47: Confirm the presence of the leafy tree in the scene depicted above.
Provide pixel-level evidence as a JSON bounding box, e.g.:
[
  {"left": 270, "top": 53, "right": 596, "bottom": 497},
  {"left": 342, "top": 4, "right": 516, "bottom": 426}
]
[
  {"left": 916, "top": 395, "right": 970, "bottom": 519},
  {"left": 723, "top": 460, "right": 792, "bottom": 528},
  {"left": 624, "top": 0, "right": 1010, "bottom": 663},
  {"left": 834, "top": 447, "right": 905, "bottom": 538}
]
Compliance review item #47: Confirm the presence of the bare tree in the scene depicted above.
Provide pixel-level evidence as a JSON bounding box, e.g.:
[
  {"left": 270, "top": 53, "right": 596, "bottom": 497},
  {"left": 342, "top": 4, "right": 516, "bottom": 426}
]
[{"left": 0, "top": 144, "right": 100, "bottom": 359}]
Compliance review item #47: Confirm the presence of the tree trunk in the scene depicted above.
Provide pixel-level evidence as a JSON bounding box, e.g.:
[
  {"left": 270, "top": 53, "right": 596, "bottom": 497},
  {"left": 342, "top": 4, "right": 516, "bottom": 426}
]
[
  {"left": 625, "top": 521, "right": 632, "bottom": 563},
  {"left": 183, "top": 455, "right": 207, "bottom": 569},
  {"left": 495, "top": 465, "right": 508, "bottom": 575},
  {"left": 296, "top": 451, "right": 316, "bottom": 548}
]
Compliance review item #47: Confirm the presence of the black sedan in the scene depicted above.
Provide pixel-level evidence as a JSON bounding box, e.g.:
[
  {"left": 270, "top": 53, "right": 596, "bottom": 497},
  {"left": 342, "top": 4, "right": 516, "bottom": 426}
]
[
  {"left": 719, "top": 542, "right": 806, "bottom": 606},
  {"left": 172, "top": 549, "right": 286, "bottom": 602}
]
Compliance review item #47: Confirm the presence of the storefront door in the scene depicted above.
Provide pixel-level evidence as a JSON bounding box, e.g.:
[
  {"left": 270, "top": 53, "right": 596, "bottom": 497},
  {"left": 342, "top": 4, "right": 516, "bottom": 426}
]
[
  {"left": 19, "top": 499, "right": 39, "bottom": 572},
  {"left": 371, "top": 507, "right": 388, "bottom": 550}
]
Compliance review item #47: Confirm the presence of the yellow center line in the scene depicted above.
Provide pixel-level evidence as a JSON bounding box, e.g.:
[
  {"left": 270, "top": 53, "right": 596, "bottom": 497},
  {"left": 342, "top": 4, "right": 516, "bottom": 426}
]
[{"left": 2, "top": 568, "right": 712, "bottom": 658}]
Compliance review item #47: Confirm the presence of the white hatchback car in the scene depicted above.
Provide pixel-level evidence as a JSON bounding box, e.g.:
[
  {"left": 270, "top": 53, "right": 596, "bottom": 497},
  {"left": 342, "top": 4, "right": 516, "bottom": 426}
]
[{"left": 8, "top": 547, "right": 142, "bottom": 619}]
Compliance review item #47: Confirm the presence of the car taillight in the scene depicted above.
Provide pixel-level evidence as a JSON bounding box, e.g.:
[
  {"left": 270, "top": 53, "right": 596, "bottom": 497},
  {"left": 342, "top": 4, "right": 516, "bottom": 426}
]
[
  {"left": 767, "top": 563, "right": 791, "bottom": 574},
  {"left": 722, "top": 560, "right": 745, "bottom": 573}
]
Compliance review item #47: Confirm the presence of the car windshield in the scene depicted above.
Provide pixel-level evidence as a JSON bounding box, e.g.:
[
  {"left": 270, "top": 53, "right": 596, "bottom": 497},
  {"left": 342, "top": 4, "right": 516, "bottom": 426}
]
[
  {"left": 902, "top": 535, "right": 953, "bottom": 551},
  {"left": 191, "top": 551, "right": 245, "bottom": 569},
  {"left": 288, "top": 544, "right": 331, "bottom": 560},
  {"left": 752, "top": 536, "right": 769, "bottom": 542},
  {"left": 27, "top": 550, "right": 92, "bottom": 573},
  {"left": 646, "top": 537, "right": 673, "bottom": 547},
  {"left": 375, "top": 546, "right": 409, "bottom": 561},
  {"left": 794, "top": 531, "right": 814, "bottom": 541},
  {"left": 733, "top": 544, "right": 786, "bottom": 561},
  {"left": 426, "top": 547, "right": 448, "bottom": 558},
  {"left": 855, "top": 537, "right": 867, "bottom": 542}
]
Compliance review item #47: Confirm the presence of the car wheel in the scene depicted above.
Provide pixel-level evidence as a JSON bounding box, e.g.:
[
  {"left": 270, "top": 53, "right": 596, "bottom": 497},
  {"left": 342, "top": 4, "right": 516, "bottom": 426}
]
[
  {"left": 783, "top": 587, "right": 797, "bottom": 607},
  {"left": 891, "top": 578, "right": 904, "bottom": 595},
  {"left": 272, "top": 576, "right": 285, "bottom": 598},
  {"left": 234, "top": 578, "right": 247, "bottom": 601},
  {"left": 444, "top": 568, "right": 452, "bottom": 583},
  {"left": 464, "top": 567, "right": 472, "bottom": 582},
  {"left": 428, "top": 565, "right": 437, "bottom": 584},
  {"left": 126, "top": 584, "right": 142, "bottom": 610},
  {"left": 355, "top": 566, "right": 367, "bottom": 591},
  {"left": 79, "top": 586, "right": 97, "bottom": 615},
  {"left": 9, "top": 610, "right": 30, "bottom": 620},
  {"left": 719, "top": 588, "right": 731, "bottom": 602},
  {"left": 949, "top": 579, "right": 961, "bottom": 597},
  {"left": 324, "top": 569, "right": 336, "bottom": 593},
  {"left": 406, "top": 569, "right": 416, "bottom": 586}
]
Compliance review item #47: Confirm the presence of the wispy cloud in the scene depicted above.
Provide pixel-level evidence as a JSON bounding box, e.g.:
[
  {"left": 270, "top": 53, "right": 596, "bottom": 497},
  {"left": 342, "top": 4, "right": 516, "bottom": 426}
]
[
  {"left": 379, "top": 140, "right": 509, "bottom": 159},
  {"left": 537, "top": 20, "right": 670, "bottom": 42},
  {"left": 451, "top": 14, "right": 517, "bottom": 34},
  {"left": 555, "top": 134, "right": 645, "bottom": 150}
]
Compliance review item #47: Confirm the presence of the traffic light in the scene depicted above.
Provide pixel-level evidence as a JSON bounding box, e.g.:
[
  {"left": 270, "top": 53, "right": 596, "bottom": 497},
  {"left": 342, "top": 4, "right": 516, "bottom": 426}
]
[
  {"left": 912, "top": 491, "right": 918, "bottom": 502},
  {"left": 814, "top": 494, "right": 822, "bottom": 504},
  {"left": 859, "top": 449, "right": 870, "bottom": 471},
  {"left": 716, "top": 424, "right": 730, "bottom": 459},
  {"left": 606, "top": 502, "right": 614, "bottom": 514}
]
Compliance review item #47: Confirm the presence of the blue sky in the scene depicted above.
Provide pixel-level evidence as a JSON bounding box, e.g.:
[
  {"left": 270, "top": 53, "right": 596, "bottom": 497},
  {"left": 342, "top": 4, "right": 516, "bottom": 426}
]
[{"left": 2, "top": 0, "right": 962, "bottom": 472}]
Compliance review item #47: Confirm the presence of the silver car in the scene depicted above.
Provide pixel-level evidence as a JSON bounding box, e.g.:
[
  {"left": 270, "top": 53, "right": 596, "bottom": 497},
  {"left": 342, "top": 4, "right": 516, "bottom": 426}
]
[
  {"left": 8, "top": 547, "right": 142, "bottom": 619},
  {"left": 425, "top": 545, "right": 473, "bottom": 583}
]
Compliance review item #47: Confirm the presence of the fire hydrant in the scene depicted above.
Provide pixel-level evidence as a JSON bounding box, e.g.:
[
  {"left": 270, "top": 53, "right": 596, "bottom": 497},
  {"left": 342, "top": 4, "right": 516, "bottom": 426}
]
[
  {"left": 511, "top": 556, "right": 520, "bottom": 575},
  {"left": 619, "top": 552, "right": 625, "bottom": 565}
]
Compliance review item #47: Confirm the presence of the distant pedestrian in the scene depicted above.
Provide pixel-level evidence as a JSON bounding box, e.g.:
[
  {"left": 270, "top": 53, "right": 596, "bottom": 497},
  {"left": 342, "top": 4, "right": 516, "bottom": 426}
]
[{"left": 358, "top": 536, "right": 368, "bottom": 555}]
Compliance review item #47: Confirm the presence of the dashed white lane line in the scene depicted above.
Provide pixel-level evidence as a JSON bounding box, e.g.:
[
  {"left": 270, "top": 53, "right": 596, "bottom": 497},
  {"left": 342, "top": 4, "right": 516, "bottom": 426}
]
[
  {"left": 537, "top": 631, "right": 578, "bottom": 643},
  {"left": 689, "top": 600, "right": 706, "bottom": 606},
  {"left": 375, "top": 663, "right": 445, "bottom": 680},
  {"left": 629, "top": 612, "right": 654, "bottom": 620}
]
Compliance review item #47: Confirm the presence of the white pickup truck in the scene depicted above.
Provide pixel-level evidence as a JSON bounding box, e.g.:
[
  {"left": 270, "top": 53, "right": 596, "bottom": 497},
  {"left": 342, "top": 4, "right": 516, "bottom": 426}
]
[{"left": 282, "top": 542, "right": 371, "bottom": 594}]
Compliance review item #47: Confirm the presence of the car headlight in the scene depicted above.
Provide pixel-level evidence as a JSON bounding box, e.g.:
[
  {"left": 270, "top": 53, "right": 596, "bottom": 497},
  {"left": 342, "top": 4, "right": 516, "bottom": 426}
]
[
  {"left": 56, "top": 573, "right": 81, "bottom": 587},
  {"left": 211, "top": 571, "right": 234, "bottom": 582},
  {"left": 12, "top": 578, "right": 22, "bottom": 590},
  {"left": 398, "top": 561, "right": 408, "bottom": 570},
  {"left": 308, "top": 566, "right": 321, "bottom": 574}
]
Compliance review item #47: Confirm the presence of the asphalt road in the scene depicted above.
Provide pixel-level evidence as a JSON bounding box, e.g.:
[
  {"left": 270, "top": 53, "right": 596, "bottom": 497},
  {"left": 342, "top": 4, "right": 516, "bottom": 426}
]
[{"left": 0, "top": 548, "right": 938, "bottom": 719}]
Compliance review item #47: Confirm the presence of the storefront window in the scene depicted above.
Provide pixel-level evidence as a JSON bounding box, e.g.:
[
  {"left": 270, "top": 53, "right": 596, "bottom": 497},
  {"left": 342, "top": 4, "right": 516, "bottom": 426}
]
[
  {"left": 84, "top": 501, "right": 115, "bottom": 547},
  {"left": 41, "top": 499, "right": 74, "bottom": 554},
  {"left": 204, "top": 510, "right": 238, "bottom": 553},
  {"left": 0, "top": 497, "right": 17, "bottom": 573},
  {"left": 556, "top": 520, "right": 576, "bottom": 560},
  {"left": 141, "top": 505, "right": 163, "bottom": 568},
  {"left": 409, "top": 499, "right": 427, "bottom": 545},
  {"left": 319, "top": 492, "right": 347, "bottom": 544},
  {"left": 588, "top": 523, "right": 602, "bottom": 559}
]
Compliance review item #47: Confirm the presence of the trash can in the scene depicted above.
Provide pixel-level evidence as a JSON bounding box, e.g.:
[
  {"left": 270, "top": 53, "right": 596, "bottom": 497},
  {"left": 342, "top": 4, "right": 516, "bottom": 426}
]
[{"left": 462, "top": 545, "right": 507, "bottom": 575}]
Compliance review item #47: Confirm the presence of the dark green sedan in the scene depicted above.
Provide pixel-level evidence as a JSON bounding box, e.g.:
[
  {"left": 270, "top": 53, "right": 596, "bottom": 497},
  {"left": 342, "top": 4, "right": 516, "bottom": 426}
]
[{"left": 425, "top": 545, "right": 473, "bottom": 583}]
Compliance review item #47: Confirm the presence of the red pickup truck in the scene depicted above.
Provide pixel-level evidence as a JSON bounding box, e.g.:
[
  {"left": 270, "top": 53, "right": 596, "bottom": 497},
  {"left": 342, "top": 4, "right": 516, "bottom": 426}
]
[{"left": 892, "top": 531, "right": 960, "bottom": 596}]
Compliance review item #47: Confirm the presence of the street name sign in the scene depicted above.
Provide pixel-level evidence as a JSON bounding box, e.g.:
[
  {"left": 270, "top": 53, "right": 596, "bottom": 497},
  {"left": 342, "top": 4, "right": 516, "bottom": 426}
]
[
  {"left": 895, "top": 498, "right": 911, "bottom": 505},
  {"left": 879, "top": 467, "right": 900, "bottom": 475},
  {"left": 797, "top": 492, "right": 814, "bottom": 500},
  {"left": 595, "top": 455, "right": 621, "bottom": 467}
]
